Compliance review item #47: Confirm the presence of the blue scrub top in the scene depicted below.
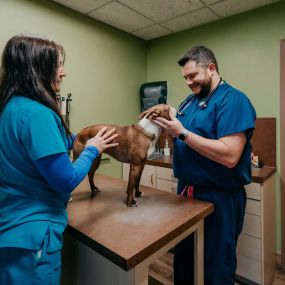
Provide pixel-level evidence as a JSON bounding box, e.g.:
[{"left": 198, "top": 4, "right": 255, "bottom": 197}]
[
  {"left": 173, "top": 82, "right": 256, "bottom": 189},
  {"left": 0, "top": 95, "right": 71, "bottom": 253}
]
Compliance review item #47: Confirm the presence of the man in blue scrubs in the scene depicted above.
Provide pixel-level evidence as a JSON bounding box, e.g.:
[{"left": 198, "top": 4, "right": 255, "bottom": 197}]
[{"left": 153, "top": 46, "right": 256, "bottom": 285}]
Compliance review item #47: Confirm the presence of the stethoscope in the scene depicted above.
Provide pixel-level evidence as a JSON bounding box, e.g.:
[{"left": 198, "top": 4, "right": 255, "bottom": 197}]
[{"left": 177, "top": 78, "right": 223, "bottom": 116}]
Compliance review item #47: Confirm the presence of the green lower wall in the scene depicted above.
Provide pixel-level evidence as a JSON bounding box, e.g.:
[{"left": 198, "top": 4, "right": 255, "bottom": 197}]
[
  {"left": 0, "top": 0, "right": 283, "bottom": 253},
  {"left": 146, "top": 1, "right": 285, "bottom": 252},
  {"left": 0, "top": 0, "right": 146, "bottom": 179}
]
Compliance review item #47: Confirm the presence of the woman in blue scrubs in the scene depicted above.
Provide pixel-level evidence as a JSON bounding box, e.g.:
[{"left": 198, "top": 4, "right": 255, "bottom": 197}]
[
  {"left": 153, "top": 46, "right": 256, "bottom": 285},
  {"left": 0, "top": 33, "right": 118, "bottom": 285}
]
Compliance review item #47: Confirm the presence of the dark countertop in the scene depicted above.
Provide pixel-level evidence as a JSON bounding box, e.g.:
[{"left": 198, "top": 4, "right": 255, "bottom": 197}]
[
  {"left": 146, "top": 155, "right": 276, "bottom": 184},
  {"left": 66, "top": 174, "right": 213, "bottom": 271},
  {"left": 146, "top": 155, "right": 173, "bottom": 169},
  {"left": 251, "top": 166, "right": 276, "bottom": 183}
]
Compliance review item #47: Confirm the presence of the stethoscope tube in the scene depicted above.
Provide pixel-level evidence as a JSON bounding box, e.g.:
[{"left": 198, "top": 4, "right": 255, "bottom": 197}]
[
  {"left": 177, "top": 95, "right": 196, "bottom": 116},
  {"left": 177, "top": 78, "right": 223, "bottom": 116}
]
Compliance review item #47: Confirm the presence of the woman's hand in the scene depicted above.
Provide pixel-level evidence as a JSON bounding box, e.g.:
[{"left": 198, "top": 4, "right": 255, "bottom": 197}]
[
  {"left": 152, "top": 108, "right": 184, "bottom": 137},
  {"left": 86, "top": 127, "right": 119, "bottom": 154}
]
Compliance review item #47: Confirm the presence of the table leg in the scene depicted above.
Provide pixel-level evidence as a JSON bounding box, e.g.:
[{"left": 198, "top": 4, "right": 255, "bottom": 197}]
[{"left": 194, "top": 220, "right": 204, "bottom": 285}]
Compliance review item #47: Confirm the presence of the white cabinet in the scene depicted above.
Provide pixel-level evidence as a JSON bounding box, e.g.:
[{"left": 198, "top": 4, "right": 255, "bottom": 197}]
[
  {"left": 122, "top": 163, "right": 129, "bottom": 181},
  {"left": 156, "top": 166, "right": 177, "bottom": 193},
  {"left": 123, "top": 164, "right": 276, "bottom": 285},
  {"left": 236, "top": 174, "right": 276, "bottom": 285},
  {"left": 140, "top": 165, "right": 157, "bottom": 188},
  {"left": 122, "top": 164, "right": 177, "bottom": 193}
]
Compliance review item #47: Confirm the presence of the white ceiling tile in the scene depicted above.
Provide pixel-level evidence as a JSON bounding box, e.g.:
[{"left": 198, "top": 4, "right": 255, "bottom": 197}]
[
  {"left": 162, "top": 8, "right": 218, "bottom": 32},
  {"left": 52, "top": 0, "right": 281, "bottom": 40},
  {"left": 118, "top": 0, "right": 205, "bottom": 22},
  {"left": 52, "top": 0, "right": 112, "bottom": 14},
  {"left": 89, "top": 1, "right": 154, "bottom": 32},
  {"left": 210, "top": 0, "right": 277, "bottom": 18},
  {"left": 132, "top": 25, "right": 171, "bottom": 40}
]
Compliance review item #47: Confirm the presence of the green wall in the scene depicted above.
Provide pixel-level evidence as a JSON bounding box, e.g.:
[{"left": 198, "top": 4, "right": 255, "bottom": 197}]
[
  {"left": 146, "top": 1, "right": 285, "bottom": 252},
  {"left": 0, "top": 0, "right": 283, "bottom": 252},
  {"left": 0, "top": 0, "right": 146, "bottom": 178}
]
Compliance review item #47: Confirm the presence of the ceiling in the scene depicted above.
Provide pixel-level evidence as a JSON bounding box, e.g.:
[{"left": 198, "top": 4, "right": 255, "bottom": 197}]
[{"left": 52, "top": 0, "right": 280, "bottom": 40}]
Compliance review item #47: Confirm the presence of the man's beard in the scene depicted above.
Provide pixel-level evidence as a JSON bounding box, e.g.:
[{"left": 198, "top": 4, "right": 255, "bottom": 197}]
[{"left": 196, "top": 77, "right": 212, "bottom": 98}]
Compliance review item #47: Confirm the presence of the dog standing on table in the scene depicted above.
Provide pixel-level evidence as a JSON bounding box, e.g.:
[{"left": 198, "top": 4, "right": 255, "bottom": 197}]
[{"left": 73, "top": 104, "right": 172, "bottom": 207}]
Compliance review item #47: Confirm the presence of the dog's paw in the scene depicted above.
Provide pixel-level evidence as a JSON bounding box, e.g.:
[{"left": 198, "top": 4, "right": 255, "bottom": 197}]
[
  {"left": 91, "top": 186, "right": 101, "bottom": 194},
  {"left": 128, "top": 200, "right": 138, "bottom": 207},
  {"left": 135, "top": 191, "right": 144, "bottom": 197}
]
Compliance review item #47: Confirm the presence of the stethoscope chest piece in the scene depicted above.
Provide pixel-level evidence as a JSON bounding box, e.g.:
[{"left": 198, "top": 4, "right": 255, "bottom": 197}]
[
  {"left": 177, "top": 78, "right": 223, "bottom": 115},
  {"left": 198, "top": 101, "right": 207, "bottom": 108}
]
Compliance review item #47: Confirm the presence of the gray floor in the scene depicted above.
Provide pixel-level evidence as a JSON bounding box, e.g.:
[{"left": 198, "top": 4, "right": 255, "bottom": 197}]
[{"left": 149, "top": 252, "right": 285, "bottom": 285}]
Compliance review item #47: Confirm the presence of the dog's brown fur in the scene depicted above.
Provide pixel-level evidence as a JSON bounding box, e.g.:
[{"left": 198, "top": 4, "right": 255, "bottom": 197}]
[{"left": 73, "top": 104, "right": 171, "bottom": 207}]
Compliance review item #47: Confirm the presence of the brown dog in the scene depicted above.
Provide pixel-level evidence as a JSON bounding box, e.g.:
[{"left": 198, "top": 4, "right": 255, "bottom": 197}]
[{"left": 73, "top": 104, "right": 171, "bottom": 207}]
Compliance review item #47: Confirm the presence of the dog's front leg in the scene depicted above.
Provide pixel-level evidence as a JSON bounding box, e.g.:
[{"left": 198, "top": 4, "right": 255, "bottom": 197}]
[
  {"left": 127, "top": 163, "right": 144, "bottom": 207},
  {"left": 88, "top": 155, "right": 102, "bottom": 195},
  {"left": 134, "top": 164, "right": 145, "bottom": 198}
]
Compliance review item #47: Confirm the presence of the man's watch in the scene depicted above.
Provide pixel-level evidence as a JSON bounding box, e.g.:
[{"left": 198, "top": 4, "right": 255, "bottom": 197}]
[{"left": 178, "top": 130, "right": 189, "bottom": 141}]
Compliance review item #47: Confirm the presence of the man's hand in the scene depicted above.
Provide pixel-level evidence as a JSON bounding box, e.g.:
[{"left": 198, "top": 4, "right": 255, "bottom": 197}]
[{"left": 152, "top": 107, "right": 184, "bottom": 137}]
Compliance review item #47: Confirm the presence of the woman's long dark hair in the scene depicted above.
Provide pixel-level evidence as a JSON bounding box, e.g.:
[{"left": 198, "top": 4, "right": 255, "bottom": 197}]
[{"left": 0, "top": 33, "right": 70, "bottom": 136}]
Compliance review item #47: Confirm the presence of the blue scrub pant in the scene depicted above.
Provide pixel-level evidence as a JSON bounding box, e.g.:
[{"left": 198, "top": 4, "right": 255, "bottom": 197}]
[
  {"left": 174, "top": 184, "right": 246, "bottom": 285},
  {"left": 0, "top": 233, "right": 61, "bottom": 285}
]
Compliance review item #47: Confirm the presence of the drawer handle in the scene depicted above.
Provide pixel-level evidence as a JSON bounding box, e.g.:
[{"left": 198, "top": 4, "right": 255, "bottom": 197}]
[
  {"left": 171, "top": 175, "right": 177, "bottom": 182},
  {"left": 151, "top": 174, "right": 154, "bottom": 185}
]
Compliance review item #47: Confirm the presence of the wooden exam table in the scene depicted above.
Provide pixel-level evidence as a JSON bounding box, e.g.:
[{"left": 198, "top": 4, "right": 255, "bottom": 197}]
[{"left": 62, "top": 174, "right": 213, "bottom": 285}]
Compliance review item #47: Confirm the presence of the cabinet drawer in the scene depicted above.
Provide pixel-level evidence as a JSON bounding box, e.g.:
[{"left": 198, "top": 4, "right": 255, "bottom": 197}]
[
  {"left": 245, "top": 183, "right": 261, "bottom": 200},
  {"left": 237, "top": 233, "right": 261, "bottom": 261},
  {"left": 156, "top": 167, "right": 177, "bottom": 182},
  {"left": 242, "top": 213, "right": 261, "bottom": 238},
  {"left": 156, "top": 179, "right": 177, "bottom": 193},
  {"left": 237, "top": 254, "right": 261, "bottom": 284},
  {"left": 140, "top": 165, "right": 156, "bottom": 188},
  {"left": 246, "top": 199, "right": 261, "bottom": 216}
]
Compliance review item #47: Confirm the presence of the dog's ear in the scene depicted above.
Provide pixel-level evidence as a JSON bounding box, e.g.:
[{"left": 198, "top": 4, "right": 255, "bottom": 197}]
[
  {"left": 138, "top": 108, "right": 161, "bottom": 120},
  {"left": 146, "top": 109, "right": 161, "bottom": 119},
  {"left": 138, "top": 110, "right": 148, "bottom": 120}
]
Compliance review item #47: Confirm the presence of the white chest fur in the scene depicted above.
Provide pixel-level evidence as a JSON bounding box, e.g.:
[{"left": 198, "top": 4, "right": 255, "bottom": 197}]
[{"left": 138, "top": 117, "right": 162, "bottom": 158}]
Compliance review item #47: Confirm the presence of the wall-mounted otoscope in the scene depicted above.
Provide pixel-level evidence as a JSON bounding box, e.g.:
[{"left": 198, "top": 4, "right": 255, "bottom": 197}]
[{"left": 60, "top": 93, "right": 72, "bottom": 129}]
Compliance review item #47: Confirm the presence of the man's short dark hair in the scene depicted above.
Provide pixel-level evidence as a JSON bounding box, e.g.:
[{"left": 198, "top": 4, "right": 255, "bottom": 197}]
[{"left": 177, "top": 45, "right": 219, "bottom": 73}]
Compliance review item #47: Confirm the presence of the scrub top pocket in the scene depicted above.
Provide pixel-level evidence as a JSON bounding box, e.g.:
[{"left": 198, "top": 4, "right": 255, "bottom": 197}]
[{"left": 192, "top": 110, "right": 217, "bottom": 139}]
